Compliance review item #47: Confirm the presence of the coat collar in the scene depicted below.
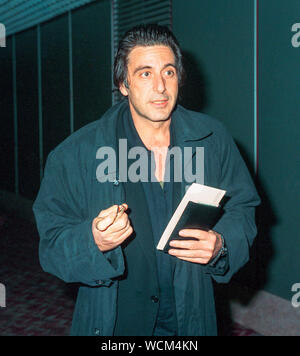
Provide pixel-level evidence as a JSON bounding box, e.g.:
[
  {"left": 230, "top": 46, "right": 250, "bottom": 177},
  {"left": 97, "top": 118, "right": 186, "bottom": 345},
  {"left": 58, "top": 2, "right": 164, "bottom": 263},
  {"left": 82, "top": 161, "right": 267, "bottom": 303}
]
[
  {"left": 171, "top": 104, "right": 213, "bottom": 143},
  {"left": 96, "top": 100, "right": 213, "bottom": 148}
]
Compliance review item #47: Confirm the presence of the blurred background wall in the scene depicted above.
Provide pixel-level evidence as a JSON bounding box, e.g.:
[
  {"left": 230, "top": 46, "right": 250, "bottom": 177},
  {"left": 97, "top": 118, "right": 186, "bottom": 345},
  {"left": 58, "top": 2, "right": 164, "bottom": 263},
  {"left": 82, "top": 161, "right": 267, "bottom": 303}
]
[{"left": 0, "top": 0, "right": 299, "bottom": 333}]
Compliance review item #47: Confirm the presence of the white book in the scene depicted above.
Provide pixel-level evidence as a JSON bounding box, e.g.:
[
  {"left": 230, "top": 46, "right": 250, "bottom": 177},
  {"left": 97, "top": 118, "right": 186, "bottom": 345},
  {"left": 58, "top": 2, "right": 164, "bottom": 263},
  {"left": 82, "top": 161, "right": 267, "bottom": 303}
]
[{"left": 157, "top": 183, "right": 226, "bottom": 251}]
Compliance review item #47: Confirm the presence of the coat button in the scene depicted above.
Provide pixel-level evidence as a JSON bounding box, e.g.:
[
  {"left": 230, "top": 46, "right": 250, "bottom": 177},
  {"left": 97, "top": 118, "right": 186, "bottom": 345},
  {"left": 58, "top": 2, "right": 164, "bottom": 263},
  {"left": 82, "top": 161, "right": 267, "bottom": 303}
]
[
  {"left": 113, "top": 179, "right": 119, "bottom": 186},
  {"left": 94, "top": 328, "right": 100, "bottom": 335},
  {"left": 151, "top": 295, "right": 159, "bottom": 303}
]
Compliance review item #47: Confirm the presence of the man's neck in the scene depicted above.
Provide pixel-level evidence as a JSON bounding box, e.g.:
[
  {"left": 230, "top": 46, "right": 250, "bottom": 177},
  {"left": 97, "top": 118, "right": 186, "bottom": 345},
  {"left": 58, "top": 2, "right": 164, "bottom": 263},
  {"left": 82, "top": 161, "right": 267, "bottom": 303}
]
[{"left": 131, "top": 115, "right": 171, "bottom": 150}]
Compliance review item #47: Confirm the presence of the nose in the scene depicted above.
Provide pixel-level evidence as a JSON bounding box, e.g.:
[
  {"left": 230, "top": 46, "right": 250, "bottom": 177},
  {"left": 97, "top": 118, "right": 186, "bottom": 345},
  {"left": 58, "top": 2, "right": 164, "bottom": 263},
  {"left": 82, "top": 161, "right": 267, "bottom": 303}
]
[{"left": 153, "top": 74, "right": 166, "bottom": 94}]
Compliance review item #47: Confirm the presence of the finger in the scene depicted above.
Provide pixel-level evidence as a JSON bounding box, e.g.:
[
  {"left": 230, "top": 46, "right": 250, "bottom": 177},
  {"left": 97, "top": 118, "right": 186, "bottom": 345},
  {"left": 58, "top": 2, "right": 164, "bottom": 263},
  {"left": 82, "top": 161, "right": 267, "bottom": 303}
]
[
  {"left": 99, "top": 203, "right": 128, "bottom": 223},
  {"left": 114, "top": 204, "right": 128, "bottom": 221},
  {"left": 95, "top": 222, "right": 132, "bottom": 251},
  {"left": 169, "top": 239, "right": 199, "bottom": 250},
  {"left": 168, "top": 248, "right": 211, "bottom": 259},
  {"left": 169, "top": 239, "right": 211, "bottom": 251},
  {"left": 96, "top": 212, "right": 118, "bottom": 231},
  {"left": 98, "top": 205, "right": 119, "bottom": 219},
  {"left": 96, "top": 204, "right": 128, "bottom": 231},
  {"left": 107, "top": 217, "right": 130, "bottom": 235},
  {"left": 114, "top": 224, "right": 133, "bottom": 245},
  {"left": 175, "top": 256, "right": 209, "bottom": 264},
  {"left": 179, "top": 229, "right": 210, "bottom": 240},
  {"left": 119, "top": 203, "right": 128, "bottom": 212}
]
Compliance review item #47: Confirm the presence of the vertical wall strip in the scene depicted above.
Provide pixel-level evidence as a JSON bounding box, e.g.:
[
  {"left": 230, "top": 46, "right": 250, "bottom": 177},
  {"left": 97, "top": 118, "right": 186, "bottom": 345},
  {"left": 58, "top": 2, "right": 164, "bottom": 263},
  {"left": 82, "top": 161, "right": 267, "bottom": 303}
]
[
  {"left": 37, "top": 24, "right": 44, "bottom": 181},
  {"left": 12, "top": 35, "right": 19, "bottom": 195},
  {"left": 170, "top": 0, "right": 173, "bottom": 31},
  {"left": 68, "top": 10, "right": 74, "bottom": 133},
  {"left": 111, "top": 0, "right": 115, "bottom": 106},
  {"left": 254, "top": 0, "right": 258, "bottom": 175}
]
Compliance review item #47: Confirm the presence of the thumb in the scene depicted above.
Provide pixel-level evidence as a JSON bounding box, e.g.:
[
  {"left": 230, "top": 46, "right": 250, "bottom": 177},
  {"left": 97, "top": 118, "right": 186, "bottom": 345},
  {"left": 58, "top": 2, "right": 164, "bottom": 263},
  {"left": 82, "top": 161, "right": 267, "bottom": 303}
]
[{"left": 98, "top": 204, "right": 119, "bottom": 218}]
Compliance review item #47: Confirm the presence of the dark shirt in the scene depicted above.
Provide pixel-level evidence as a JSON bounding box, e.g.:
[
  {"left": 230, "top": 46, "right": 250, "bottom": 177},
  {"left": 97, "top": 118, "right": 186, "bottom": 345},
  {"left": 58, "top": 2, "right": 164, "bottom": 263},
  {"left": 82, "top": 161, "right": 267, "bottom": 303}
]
[{"left": 124, "top": 110, "right": 178, "bottom": 336}]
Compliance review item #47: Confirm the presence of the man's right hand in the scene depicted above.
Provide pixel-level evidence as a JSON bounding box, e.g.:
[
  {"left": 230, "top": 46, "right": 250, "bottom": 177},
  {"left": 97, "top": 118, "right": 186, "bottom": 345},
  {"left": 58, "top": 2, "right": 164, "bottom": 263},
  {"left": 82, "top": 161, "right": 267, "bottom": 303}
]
[{"left": 92, "top": 204, "right": 133, "bottom": 252}]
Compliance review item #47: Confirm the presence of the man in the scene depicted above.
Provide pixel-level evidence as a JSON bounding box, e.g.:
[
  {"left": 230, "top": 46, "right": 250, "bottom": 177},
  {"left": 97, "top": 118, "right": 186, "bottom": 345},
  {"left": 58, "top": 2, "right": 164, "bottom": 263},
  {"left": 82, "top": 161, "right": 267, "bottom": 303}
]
[{"left": 33, "top": 24, "right": 260, "bottom": 336}]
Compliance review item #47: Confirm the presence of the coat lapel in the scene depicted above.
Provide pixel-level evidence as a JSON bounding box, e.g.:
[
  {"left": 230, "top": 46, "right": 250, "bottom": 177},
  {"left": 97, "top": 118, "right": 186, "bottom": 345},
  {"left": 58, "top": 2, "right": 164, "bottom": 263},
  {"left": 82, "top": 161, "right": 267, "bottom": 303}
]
[{"left": 172, "top": 104, "right": 212, "bottom": 194}]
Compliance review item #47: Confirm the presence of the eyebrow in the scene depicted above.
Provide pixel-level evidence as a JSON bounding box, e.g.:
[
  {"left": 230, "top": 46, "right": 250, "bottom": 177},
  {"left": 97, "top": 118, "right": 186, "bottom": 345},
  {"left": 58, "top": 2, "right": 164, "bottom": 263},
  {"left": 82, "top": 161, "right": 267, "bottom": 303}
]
[{"left": 133, "top": 63, "right": 176, "bottom": 75}]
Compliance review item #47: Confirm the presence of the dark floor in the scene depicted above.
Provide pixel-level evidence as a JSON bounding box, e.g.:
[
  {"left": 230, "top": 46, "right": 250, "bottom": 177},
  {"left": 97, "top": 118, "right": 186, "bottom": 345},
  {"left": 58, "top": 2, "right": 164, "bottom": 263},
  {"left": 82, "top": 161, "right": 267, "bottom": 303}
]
[{"left": 0, "top": 211, "right": 260, "bottom": 336}]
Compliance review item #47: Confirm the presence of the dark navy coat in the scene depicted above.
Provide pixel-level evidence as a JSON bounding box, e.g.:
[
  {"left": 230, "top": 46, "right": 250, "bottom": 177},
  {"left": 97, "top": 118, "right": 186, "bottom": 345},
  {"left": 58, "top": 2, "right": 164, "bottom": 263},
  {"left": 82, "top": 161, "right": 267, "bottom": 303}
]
[{"left": 33, "top": 101, "right": 260, "bottom": 336}]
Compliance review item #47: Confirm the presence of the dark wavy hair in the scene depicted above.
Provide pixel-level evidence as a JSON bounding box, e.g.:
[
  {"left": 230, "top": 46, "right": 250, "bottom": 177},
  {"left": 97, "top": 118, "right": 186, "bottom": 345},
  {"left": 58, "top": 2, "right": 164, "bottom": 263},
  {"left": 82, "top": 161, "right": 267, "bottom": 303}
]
[{"left": 113, "top": 24, "right": 185, "bottom": 90}]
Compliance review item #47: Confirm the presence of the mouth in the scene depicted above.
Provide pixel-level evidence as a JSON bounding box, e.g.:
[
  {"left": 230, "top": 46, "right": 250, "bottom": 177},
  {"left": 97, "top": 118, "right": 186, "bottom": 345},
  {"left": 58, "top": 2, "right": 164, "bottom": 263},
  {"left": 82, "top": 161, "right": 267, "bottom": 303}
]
[{"left": 150, "top": 99, "right": 169, "bottom": 108}]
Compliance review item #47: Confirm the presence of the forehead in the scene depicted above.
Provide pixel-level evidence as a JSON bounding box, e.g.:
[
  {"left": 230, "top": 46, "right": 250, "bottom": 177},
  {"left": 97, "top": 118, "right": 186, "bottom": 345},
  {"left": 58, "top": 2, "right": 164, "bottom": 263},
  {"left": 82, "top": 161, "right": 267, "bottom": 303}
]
[{"left": 127, "top": 45, "right": 175, "bottom": 69}]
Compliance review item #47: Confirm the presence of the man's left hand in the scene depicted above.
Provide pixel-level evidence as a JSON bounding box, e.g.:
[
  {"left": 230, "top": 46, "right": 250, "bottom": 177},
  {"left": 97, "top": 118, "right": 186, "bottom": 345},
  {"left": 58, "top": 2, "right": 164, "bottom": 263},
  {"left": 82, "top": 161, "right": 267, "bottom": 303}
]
[{"left": 168, "top": 229, "right": 222, "bottom": 264}]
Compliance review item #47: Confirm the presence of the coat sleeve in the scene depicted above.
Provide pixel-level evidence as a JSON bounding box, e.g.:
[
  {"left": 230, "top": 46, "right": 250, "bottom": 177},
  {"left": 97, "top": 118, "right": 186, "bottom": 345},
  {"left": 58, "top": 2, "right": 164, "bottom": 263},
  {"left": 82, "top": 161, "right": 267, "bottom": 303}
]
[
  {"left": 207, "top": 126, "right": 261, "bottom": 283},
  {"left": 32, "top": 150, "right": 125, "bottom": 287}
]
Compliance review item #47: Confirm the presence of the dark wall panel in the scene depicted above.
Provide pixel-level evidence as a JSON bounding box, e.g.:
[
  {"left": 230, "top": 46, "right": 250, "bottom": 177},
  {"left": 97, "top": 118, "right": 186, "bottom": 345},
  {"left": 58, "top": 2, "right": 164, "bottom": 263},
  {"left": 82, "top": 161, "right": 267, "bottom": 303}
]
[
  {"left": 173, "top": 0, "right": 255, "bottom": 172},
  {"left": 72, "top": 0, "right": 112, "bottom": 130},
  {"left": 0, "top": 37, "right": 14, "bottom": 192},
  {"left": 257, "top": 0, "right": 300, "bottom": 300},
  {"left": 173, "top": 0, "right": 300, "bottom": 301},
  {"left": 41, "top": 14, "right": 70, "bottom": 162},
  {"left": 16, "top": 28, "right": 40, "bottom": 200}
]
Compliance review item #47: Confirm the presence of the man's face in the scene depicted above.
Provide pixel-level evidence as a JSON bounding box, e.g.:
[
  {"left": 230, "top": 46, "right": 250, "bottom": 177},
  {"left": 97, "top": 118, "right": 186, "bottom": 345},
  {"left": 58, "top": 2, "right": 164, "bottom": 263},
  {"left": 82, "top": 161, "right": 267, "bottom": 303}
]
[{"left": 120, "top": 45, "right": 179, "bottom": 124}]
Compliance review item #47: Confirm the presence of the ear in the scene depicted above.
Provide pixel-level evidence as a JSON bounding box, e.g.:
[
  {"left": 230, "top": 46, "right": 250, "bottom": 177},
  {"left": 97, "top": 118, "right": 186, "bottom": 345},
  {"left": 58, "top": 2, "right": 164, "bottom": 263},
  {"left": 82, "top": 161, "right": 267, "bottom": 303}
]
[{"left": 119, "top": 82, "right": 129, "bottom": 97}]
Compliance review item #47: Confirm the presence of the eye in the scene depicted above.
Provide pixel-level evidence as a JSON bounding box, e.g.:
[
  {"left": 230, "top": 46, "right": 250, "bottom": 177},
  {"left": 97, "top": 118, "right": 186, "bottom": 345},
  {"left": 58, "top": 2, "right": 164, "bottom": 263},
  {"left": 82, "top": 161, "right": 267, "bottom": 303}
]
[
  {"left": 141, "top": 71, "right": 151, "bottom": 78},
  {"left": 165, "top": 69, "right": 175, "bottom": 77}
]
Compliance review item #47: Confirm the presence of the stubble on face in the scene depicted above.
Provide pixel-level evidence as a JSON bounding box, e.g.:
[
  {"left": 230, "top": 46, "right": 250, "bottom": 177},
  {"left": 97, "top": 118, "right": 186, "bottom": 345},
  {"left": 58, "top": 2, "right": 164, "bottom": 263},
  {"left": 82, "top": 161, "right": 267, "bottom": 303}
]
[{"left": 120, "top": 45, "right": 179, "bottom": 127}]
